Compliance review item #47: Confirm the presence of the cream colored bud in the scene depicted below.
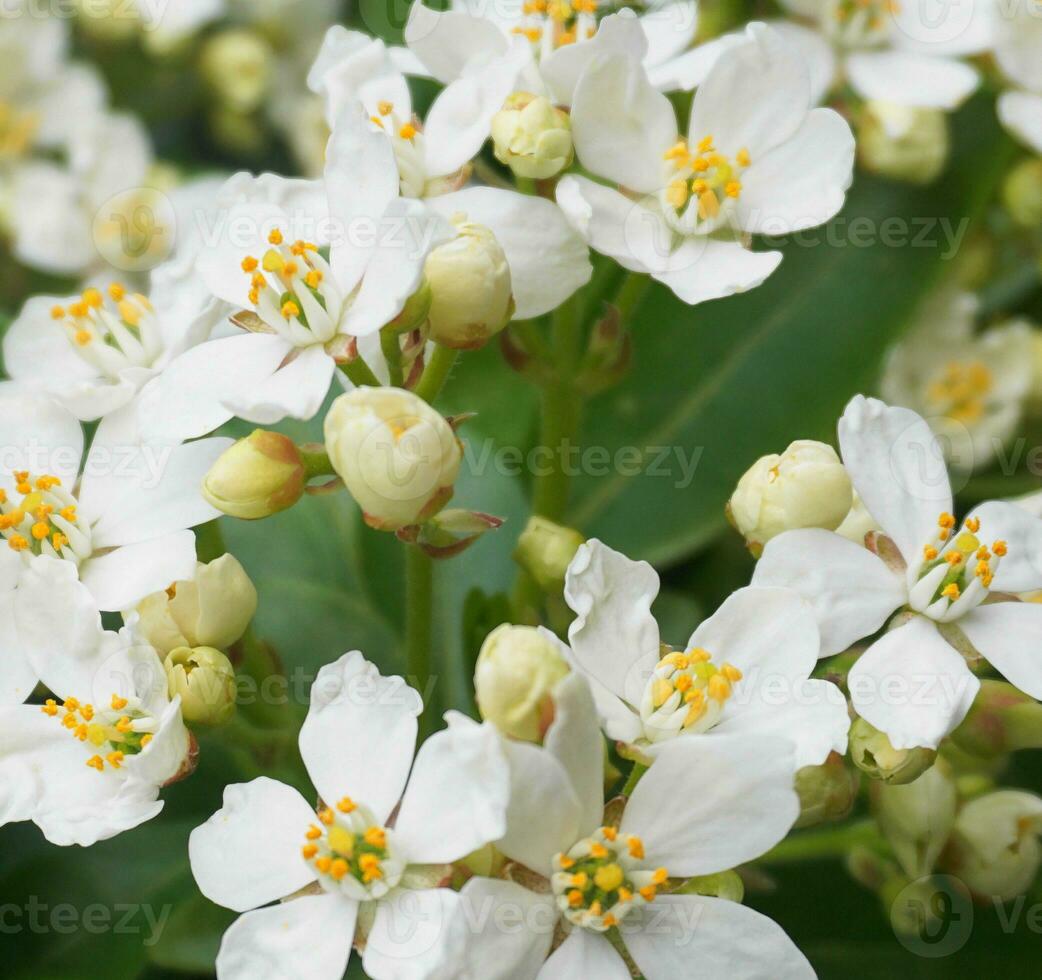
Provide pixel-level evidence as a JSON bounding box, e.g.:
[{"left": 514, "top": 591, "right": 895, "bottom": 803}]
[
  {"left": 729, "top": 440, "right": 853, "bottom": 552},
  {"left": 1002, "top": 159, "right": 1042, "bottom": 229},
  {"left": 491, "top": 93, "right": 573, "bottom": 180},
  {"left": 324, "top": 387, "right": 462, "bottom": 531},
  {"left": 850, "top": 717, "right": 936, "bottom": 785},
  {"left": 873, "top": 761, "right": 957, "bottom": 878},
  {"left": 835, "top": 491, "right": 883, "bottom": 546},
  {"left": 200, "top": 29, "right": 275, "bottom": 114},
  {"left": 425, "top": 221, "right": 514, "bottom": 349},
  {"left": 795, "top": 753, "right": 860, "bottom": 829},
  {"left": 514, "top": 517, "right": 586, "bottom": 594},
  {"left": 203, "top": 430, "right": 306, "bottom": 520},
  {"left": 475, "top": 625, "right": 570, "bottom": 742},
  {"left": 944, "top": 791, "right": 1042, "bottom": 901},
  {"left": 858, "top": 101, "right": 949, "bottom": 184},
  {"left": 131, "top": 555, "right": 258, "bottom": 656},
  {"left": 165, "top": 646, "right": 237, "bottom": 726}
]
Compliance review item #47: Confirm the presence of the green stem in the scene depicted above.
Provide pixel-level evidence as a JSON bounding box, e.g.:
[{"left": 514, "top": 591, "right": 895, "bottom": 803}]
[
  {"left": 415, "top": 345, "right": 459, "bottom": 403},
  {"left": 613, "top": 272, "right": 651, "bottom": 322},
  {"left": 405, "top": 545, "right": 434, "bottom": 733},
  {"left": 300, "top": 445, "right": 335, "bottom": 480},
  {"left": 621, "top": 762, "right": 648, "bottom": 797},
  {"left": 339, "top": 356, "right": 381, "bottom": 388},
  {"left": 380, "top": 329, "right": 405, "bottom": 387},
  {"left": 760, "top": 819, "right": 882, "bottom": 865}
]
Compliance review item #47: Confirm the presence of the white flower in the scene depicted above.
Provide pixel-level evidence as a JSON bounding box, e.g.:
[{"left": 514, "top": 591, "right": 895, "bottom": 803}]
[
  {"left": 771, "top": 0, "right": 987, "bottom": 110},
  {"left": 444, "top": 674, "right": 812, "bottom": 979},
  {"left": 0, "top": 559, "right": 190, "bottom": 846},
  {"left": 3, "top": 274, "right": 226, "bottom": 422},
  {"left": 998, "top": 90, "right": 1042, "bottom": 155},
  {"left": 189, "top": 651, "right": 510, "bottom": 980},
  {"left": 557, "top": 23, "right": 854, "bottom": 305},
  {"left": 137, "top": 163, "right": 456, "bottom": 438},
  {"left": 0, "top": 383, "right": 229, "bottom": 704},
  {"left": 558, "top": 539, "right": 849, "bottom": 769},
  {"left": 990, "top": 0, "right": 1042, "bottom": 94},
  {"left": 880, "top": 289, "right": 1035, "bottom": 471},
  {"left": 754, "top": 395, "right": 1042, "bottom": 749}
]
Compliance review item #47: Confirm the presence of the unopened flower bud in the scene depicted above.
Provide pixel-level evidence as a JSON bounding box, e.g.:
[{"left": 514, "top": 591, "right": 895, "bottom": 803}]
[
  {"left": 943, "top": 791, "right": 1042, "bottom": 901},
  {"left": 514, "top": 517, "right": 586, "bottom": 594},
  {"left": 131, "top": 555, "right": 258, "bottom": 656},
  {"left": 858, "top": 101, "right": 949, "bottom": 185},
  {"left": 850, "top": 717, "right": 937, "bottom": 785},
  {"left": 835, "top": 491, "right": 883, "bottom": 546},
  {"left": 164, "top": 646, "right": 237, "bottom": 726},
  {"left": 795, "top": 752, "right": 860, "bottom": 829},
  {"left": 474, "top": 624, "right": 570, "bottom": 742},
  {"left": 950, "top": 679, "right": 1042, "bottom": 758},
  {"left": 491, "top": 93, "right": 573, "bottom": 180},
  {"left": 203, "top": 430, "right": 306, "bottom": 520},
  {"left": 425, "top": 221, "right": 514, "bottom": 349},
  {"left": 1002, "top": 158, "right": 1042, "bottom": 229},
  {"left": 729, "top": 440, "right": 852, "bottom": 553},
  {"left": 873, "top": 761, "right": 957, "bottom": 878},
  {"left": 324, "top": 387, "right": 462, "bottom": 531},
  {"left": 385, "top": 279, "right": 432, "bottom": 335},
  {"left": 200, "top": 29, "right": 274, "bottom": 114}
]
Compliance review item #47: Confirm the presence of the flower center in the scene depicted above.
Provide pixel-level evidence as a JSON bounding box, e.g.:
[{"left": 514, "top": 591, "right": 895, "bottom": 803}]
[
  {"left": 660, "top": 136, "right": 750, "bottom": 235},
  {"left": 370, "top": 101, "right": 428, "bottom": 198},
  {"left": 50, "top": 284, "right": 163, "bottom": 381},
  {"left": 552, "top": 827, "right": 668, "bottom": 932},
  {"left": 910, "top": 513, "right": 1007, "bottom": 621},
  {"left": 512, "top": 0, "right": 599, "bottom": 54},
  {"left": 925, "top": 360, "right": 993, "bottom": 425},
  {"left": 640, "top": 647, "right": 743, "bottom": 742},
  {"left": 301, "top": 797, "right": 404, "bottom": 901},
  {"left": 824, "top": 0, "right": 895, "bottom": 47},
  {"left": 41, "top": 693, "right": 156, "bottom": 773},
  {"left": 0, "top": 100, "right": 38, "bottom": 160},
  {"left": 240, "top": 230, "right": 343, "bottom": 348},
  {"left": 1, "top": 472, "right": 91, "bottom": 563}
]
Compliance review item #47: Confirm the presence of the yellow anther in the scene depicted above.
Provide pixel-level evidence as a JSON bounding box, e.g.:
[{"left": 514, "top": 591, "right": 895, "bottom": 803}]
[
  {"left": 302, "top": 843, "right": 318, "bottom": 859},
  {"left": 281, "top": 301, "right": 300, "bottom": 319},
  {"left": 725, "top": 180, "right": 742, "bottom": 198},
  {"left": 976, "top": 546, "right": 991, "bottom": 561},
  {"left": 336, "top": 797, "right": 356, "bottom": 813},
  {"left": 318, "top": 808, "right": 335, "bottom": 826},
  {"left": 570, "top": 871, "right": 589, "bottom": 889},
  {"left": 942, "top": 583, "right": 961, "bottom": 601},
  {"left": 683, "top": 700, "right": 706, "bottom": 728},
  {"left": 329, "top": 859, "right": 349, "bottom": 880},
  {"left": 306, "top": 824, "right": 322, "bottom": 840},
  {"left": 567, "top": 889, "right": 583, "bottom": 907},
  {"left": 50, "top": 305, "right": 65, "bottom": 320},
  {"left": 86, "top": 755, "right": 104, "bottom": 771},
  {"left": 248, "top": 289, "right": 260, "bottom": 305},
  {"left": 141, "top": 733, "right": 153, "bottom": 748},
  {"left": 251, "top": 273, "right": 266, "bottom": 289},
  {"left": 697, "top": 135, "right": 714, "bottom": 153},
  {"left": 8, "top": 535, "right": 29, "bottom": 552},
  {"left": 315, "top": 856, "right": 331, "bottom": 874},
  {"left": 364, "top": 827, "right": 387, "bottom": 848},
  {"left": 692, "top": 157, "right": 710, "bottom": 172},
  {"left": 80, "top": 704, "right": 94, "bottom": 721},
  {"left": 603, "top": 913, "right": 618, "bottom": 928},
  {"left": 108, "top": 283, "right": 126, "bottom": 301},
  {"left": 708, "top": 674, "right": 731, "bottom": 702},
  {"left": 964, "top": 517, "right": 981, "bottom": 533},
  {"left": 359, "top": 854, "right": 383, "bottom": 882},
  {"left": 993, "top": 540, "right": 1008, "bottom": 557},
  {"left": 602, "top": 826, "right": 618, "bottom": 841},
  {"left": 62, "top": 713, "right": 78, "bottom": 729},
  {"left": 697, "top": 190, "right": 720, "bottom": 220},
  {"left": 111, "top": 695, "right": 128, "bottom": 710},
  {"left": 74, "top": 330, "right": 93, "bottom": 346},
  {"left": 241, "top": 256, "right": 259, "bottom": 273},
  {"left": 82, "top": 288, "right": 103, "bottom": 308},
  {"left": 627, "top": 836, "right": 644, "bottom": 860},
  {"left": 268, "top": 229, "right": 284, "bottom": 245},
  {"left": 723, "top": 664, "right": 743, "bottom": 683},
  {"left": 512, "top": 25, "right": 543, "bottom": 40},
  {"left": 31, "top": 522, "right": 49, "bottom": 540},
  {"left": 305, "top": 270, "right": 323, "bottom": 288},
  {"left": 674, "top": 674, "right": 693, "bottom": 694},
  {"left": 106, "top": 751, "right": 125, "bottom": 769},
  {"left": 945, "top": 551, "right": 964, "bottom": 566},
  {"left": 617, "top": 887, "right": 632, "bottom": 902},
  {"left": 639, "top": 885, "right": 657, "bottom": 902},
  {"left": 652, "top": 868, "right": 668, "bottom": 885},
  {"left": 52, "top": 533, "right": 68, "bottom": 551},
  {"left": 651, "top": 677, "right": 674, "bottom": 708},
  {"left": 663, "top": 140, "right": 689, "bottom": 162},
  {"left": 939, "top": 513, "right": 956, "bottom": 529},
  {"left": 74, "top": 724, "right": 88, "bottom": 741},
  {"left": 377, "top": 101, "right": 394, "bottom": 116},
  {"left": 116, "top": 716, "right": 133, "bottom": 733},
  {"left": 283, "top": 260, "right": 299, "bottom": 278},
  {"left": 588, "top": 900, "right": 603, "bottom": 917},
  {"left": 41, "top": 699, "right": 58, "bottom": 716},
  {"left": 69, "top": 301, "right": 89, "bottom": 318},
  {"left": 559, "top": 855, "right": 575, "bottom": 870},
  {"left": 665, "top": 179, "right": 689, "bottom": 209},
  {"left": 923, "top": 545, "right": 938, "bottom": 560},
  {"left": 399, "top": 123, "right": 418, "bottom": 141},
  {"left": 736, "top": 147, "right": 751, "bottom": 166},
  {"left": 594, "top": 864, "right": 624, "bottom": 892},
  {"left": 589, "top": 842, "right": 608, "bottom": 859}
]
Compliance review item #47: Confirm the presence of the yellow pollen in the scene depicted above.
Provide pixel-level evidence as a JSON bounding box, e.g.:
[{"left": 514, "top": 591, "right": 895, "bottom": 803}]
[
  {"left": 639, "top": 885, "right": 657, "bottom": 902},
  {"left": 708, "top": 674, "right": 731, "bottom": 702},
  {"left": 398, "top": 124, "right": 417, "bottom": 141},
  {"left": 69, "top": 301, "right": 88, "bottom": 318},
  {"left": 305, "top": 270, "right": 323, "bottom": 288},
  {"left": 377, "top": 101, "right": 394, "bottom": 116},
  {"left": 993, "top": 540, "right": 1008, "bottom": 557},
  {"left": 74, "top": 330, "right": 92, "bottom": 347},
  {"left": 512, "top": 25, "right": 543, "bottom": 41},
  {"left": 736, "top": 147, "right": 751, "bottom": 166},
  {"left": 302, "top": 844, "right": 318, "bottom": 859},
  {"left": 108, "top": 283, "right": 126, "bottom": 301},
  {"left": 924, "top": 546, "right": 938, "bottom": 560},
  {"left": 116, "top": 716, "right": 133, "bottom": 733},
  {"left": 41, "top": 699, "right": 58, "bottom": 716},
  {"left": 568, "top": 890, "right": 583, "bottom": 907},
  {"left": 315, "top": 856, "right": 331, "bottom": 874},
  {"left": 589, "top": 842, "right": 608, "bottom": 859},
  {"left": 82, "top": 288, "right": 103, "bottom": 309},
  {"left": 52, "top": 532, "right": 68, "bottom": 550},
  {"left": 674, "top": 674, "right": 693, "bottom": 693},
  {"left": 628, "top": 836, "right": 644, "bottom": 860},
  {"left": 106, "top": 751, "right": 125, "bottom": 769},
  {"left": 602, "top": 826, "right": 618, "bottom": 842},
  {"left": 241, "top": 256, "right": 258, "bottom": 273},
  {"left": 50, "top": 305, "right": 65, "bottom": 320},
  {"left": 140, "top": 733, "right": 153, "bottom": 748},
  {"left": 603, "top": 914, "right": 618, "bottom": 928},
  {"left": 939, "top": 513, "right": 956, "bottom": 529},
  {"left": 588, "top": 901, "right": 603, "bottom": 917},
  {"left": 942, "top": 584, "right": 961, "bottom": 601},
  {"left": 281, "top": 301, "right": 300, "bottom": 319},
  {"left": 8, "top": 535, "right": 29, "bottom": 552},
  {"left": 725, "top": 180, "right": 742, "bottom": 198},
  {"left": 111, "top": 695, "right": 128, "bottom": 710},
  {"left": 559, "top": 855, "right": 575, "bottom": 870},
  {"left": 118, "top": 301, "right": 142, "bottom": 328},
  {"left": 318, "top": 808, "right": 334, "bottom": 826},
  {"left": 651, "top": 677, "right": 674, "bottom": 708},
  {"left": 359, "top": 854, "right": 383, "bottom": 882},
  {"left": 364, "top": 827, "right": 387, "bottom": 848},
  {"left": 965, "top": 517, "right": 981, "bottom": 533},
  {"left": 268, "top": 229, "right": 284, "bottom": 245},
  {"left": 80, "top": 704, "right": 94, "bottom": 721},
  {"left": 945, "top": 552, "right": 964, "bottom": 567},
  {"left": 30, "top": 522, "right": 49, "bottom": 540},
  {"left": 570, "top": 871, "right": 589, "bottom": 889},
  {"left": 336, "top": 797, "right": 356, "bottom": 814},
  {"left": 329, "top": 859, "right": 349, "bottom": 881},
  {"left": 697, "top": 135, "right": 714, "bottom": 153},
  {"left": 618, "top": 887, "right": 632, "bottom": 902},
  {"left": 652, "top": 868, "right": 668, "bottom": 885},
  {"left": 86, "top": 756, "right": 104, "bottom": 771},
  {"left": 248, "top": 289, "right": 260, "bottom": 305}
]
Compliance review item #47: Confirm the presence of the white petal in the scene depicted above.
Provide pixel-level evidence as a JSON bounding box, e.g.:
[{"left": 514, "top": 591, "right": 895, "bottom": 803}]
[
  {"left": 404, "top": 3, "right": 507, "bottom": 84},
  {"left": 621, "top": 734, "right": 799, "bottom": 876},
  {"left": 998, "top": 91, "right": 1042, "bottom": 155},
  {"left": 10, "top": 162, "right": 93, "bottom": 275},
  {"left": 299, "top": 651, "right": 422, "bottom": 824},
  {"left": 890, "top": 0, "right": 996, "bottom": 56},
  {"left": 0, "top": 382, "right": 83, "bottom": 496},
  {"left": 846, "top": 51, "right": 979, "bottom": 110},
  {"left": 689, "top": 23, "right": 810, "bottom": 159},
  {"left": 848, "top": 617, "right": 979, "bottom": 750},
  {"left": 962, "top": 500, "right": 1042, "bottom": 593},
  {"left": 565, "top": 539, "right": 660, "bottom": 706},
  {"left": 216, "top": 894, "right": 357, "bottom": 980},
  {"left": 570, "top": 51, "right": 678, "bottom": 193},
  {"left": 735, "top": 108, "right": 854, "bottom": 235},
  {"left": 3, "top": 295, "right": 98, "bottom": 393},
  {"left": 624, "top": 894, "right": 814, "bottom": 980},
  {"left": 498, "top": 739, "right": 583, "bottom": 875},
  {"left": 543, "top": 673, "right": 605, "bottom": 838},
  {"left": 425, "top": 188, "right": 591, "bottom": 319},
  {"left": 958, "top": 603, "right": 1042, "bottom": 701},
  {"left": 838, "top": 395, "right": 953, "bottom": 567},
  {"left": 712, "top": 678, "right": 851, "bottom": 769},
  {"left": 393, "top": 714, "right": 509, "bottom": 865},
  {"left": 640, "top": 1, "right": 698, "bottom": 69},
  {"left": 89, "top": 437, "right": 231, "bottom": 549},
  {"left": 767, "top": 20, "right": 836, "bottom": 104},
  {"left": 137, "top": 333, "right": 295, "bottom": 442},
  {"left": 538, "top": 926, "right": 629, "bottom": 980},
  {"left": 78, "top": 531, "right": 198, "bottom": 611},
  {"left": 189, "top": 778, "right": 319, "bottom": 913},
  {"left": 555, "top": 176, "right": 673, "bottom": 276},
  {"left": 222, "top": 344, "right": 335, "bottom": 425},
  {"left": 995, "top": 16, "right": 1042, "bottom": 92},
  {"left": 450, "top": 878, "right": 555, "bottom": 980},
  {"left": 647, "top": 33, "right": 748, "bottom": 93},
  {"left": 651, "top": 236, "right": 783, "bottom": 306},
  {"left": 753, "top": 528, "right": 905, "bottom": 656},
  {"left": 362, "top": 888, "right": 463, "bottom": 980},
  {"left": 0, "top": 591, "right": 37, "bottom": 705}
]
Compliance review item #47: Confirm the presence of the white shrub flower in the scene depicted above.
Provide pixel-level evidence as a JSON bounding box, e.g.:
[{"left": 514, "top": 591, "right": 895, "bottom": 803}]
[
  {"left": 189, "top": 652, "right": 510, "bottom": 980},
  {"left": 754, "top": 395, "right": 1042, "bottom": 749},
  {"left": 557, "top": 23, "right": 854, "bottom": 305}
]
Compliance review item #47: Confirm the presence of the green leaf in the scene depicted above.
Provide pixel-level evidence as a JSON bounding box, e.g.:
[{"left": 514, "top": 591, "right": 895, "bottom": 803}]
[{"left": 568, "top": 95, "right": 1012, "bottom": 566}]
